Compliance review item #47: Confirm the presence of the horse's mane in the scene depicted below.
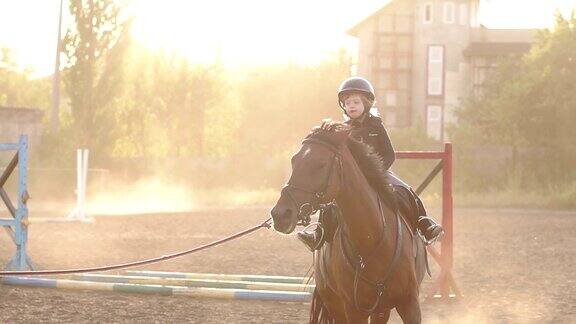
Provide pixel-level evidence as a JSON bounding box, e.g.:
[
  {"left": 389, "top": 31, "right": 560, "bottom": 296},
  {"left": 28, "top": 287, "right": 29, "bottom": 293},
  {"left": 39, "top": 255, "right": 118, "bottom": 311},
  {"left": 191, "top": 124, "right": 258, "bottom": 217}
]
[
  {"left": 306, "top": 119, "right": 348, "bottom": 148},
  {"left": 307, "top": 120, "right": 391, "bottom": 194}
]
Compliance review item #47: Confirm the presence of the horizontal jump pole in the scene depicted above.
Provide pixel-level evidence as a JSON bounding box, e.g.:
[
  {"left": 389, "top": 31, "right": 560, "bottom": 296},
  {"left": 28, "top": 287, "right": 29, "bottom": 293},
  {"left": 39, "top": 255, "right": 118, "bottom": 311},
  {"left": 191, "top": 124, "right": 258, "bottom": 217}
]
[
  {"left": 125, "top": 270, "right": 312, "bottom": 285},
  {"left": 72, "top": 274, "right": 315, "bottom": 292},
  {"left": 26, "top": 217, "right": 93, "bottom": 224},
  {"left": 2, "top": 277, "right": 311, "bottom": 302},
  {"left": 395, "top": 151, "right": 446, "bottom": 160},
  {"left": 0, "top": 143, "right": 19, "bottom": 151}
]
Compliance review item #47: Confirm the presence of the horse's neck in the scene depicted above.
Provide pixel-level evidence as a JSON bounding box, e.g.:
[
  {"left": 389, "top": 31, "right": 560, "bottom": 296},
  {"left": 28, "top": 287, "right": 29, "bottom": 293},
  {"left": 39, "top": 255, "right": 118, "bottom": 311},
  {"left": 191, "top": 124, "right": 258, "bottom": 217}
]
[{"left": 336, "top": 148, "right": 387, "bottom": 254}]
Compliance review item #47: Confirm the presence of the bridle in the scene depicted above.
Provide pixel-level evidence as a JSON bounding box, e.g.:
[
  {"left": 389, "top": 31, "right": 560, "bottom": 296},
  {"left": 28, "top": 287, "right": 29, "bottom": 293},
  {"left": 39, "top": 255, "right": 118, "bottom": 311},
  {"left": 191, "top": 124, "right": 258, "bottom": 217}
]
[{"left": 281, "top": 138, "right": 343, "bottom": 226}]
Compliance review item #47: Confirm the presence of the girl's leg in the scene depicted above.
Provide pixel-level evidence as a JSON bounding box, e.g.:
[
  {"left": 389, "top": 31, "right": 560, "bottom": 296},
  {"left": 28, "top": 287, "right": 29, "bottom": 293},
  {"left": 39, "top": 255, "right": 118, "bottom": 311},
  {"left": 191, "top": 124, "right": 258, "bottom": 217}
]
[{"left": 386, "top": 171, "right": 443, "bottom": 244}]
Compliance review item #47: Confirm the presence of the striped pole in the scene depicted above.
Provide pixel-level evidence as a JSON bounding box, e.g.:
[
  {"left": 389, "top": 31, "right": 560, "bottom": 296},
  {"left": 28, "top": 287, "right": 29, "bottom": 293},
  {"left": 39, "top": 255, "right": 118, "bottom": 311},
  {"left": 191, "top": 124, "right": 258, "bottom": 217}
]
[
  {"left": 2, "top": 277, "right": 311, "bottom": 302},
  {"left": 125, "top": 270, "right": 312, "bottom": 285},
  {"left": 72, "top": 274, "right": 314, "bottom": 292}
]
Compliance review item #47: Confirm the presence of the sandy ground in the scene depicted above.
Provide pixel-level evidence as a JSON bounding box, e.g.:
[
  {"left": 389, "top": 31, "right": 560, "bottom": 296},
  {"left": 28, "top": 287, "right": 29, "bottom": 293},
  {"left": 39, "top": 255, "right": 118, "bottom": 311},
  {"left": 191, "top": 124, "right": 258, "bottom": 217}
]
[{"left": 0, "top": 207, "right": 575, "bottom": 323}]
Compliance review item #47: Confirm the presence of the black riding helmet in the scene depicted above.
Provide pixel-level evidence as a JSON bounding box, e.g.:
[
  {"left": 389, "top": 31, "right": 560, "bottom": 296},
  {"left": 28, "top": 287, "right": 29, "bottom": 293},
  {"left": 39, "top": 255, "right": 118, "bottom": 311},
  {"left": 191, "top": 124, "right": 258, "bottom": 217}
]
[{"left": 338, "top": 77, "right": 376, "bottom": 110}]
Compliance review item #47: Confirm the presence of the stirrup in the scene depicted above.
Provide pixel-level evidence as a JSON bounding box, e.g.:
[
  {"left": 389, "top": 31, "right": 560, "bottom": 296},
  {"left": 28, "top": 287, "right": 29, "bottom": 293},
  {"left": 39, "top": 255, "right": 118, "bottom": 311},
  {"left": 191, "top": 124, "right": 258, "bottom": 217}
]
[
  {"left": 422, "top": 224, "right": 444, "bottom": 245},
  {"left": 417, "top": 217, "right": 444, "bottom": 245}
]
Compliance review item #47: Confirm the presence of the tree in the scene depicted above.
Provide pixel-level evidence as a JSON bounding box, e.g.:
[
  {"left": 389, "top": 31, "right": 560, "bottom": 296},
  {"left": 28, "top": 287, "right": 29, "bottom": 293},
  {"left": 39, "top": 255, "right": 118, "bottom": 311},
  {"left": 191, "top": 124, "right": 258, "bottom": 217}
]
[
  {"left": 113, "top": 47, "right": 234, "bottom": 160},
  {"left": 451, "top": 12, "right": 576, "bottom": 187},
  {"left": 62, "top": 0, "right": 131, "bottom": 161},
  {"left": 235, "top": 51, "right": 351, "bottom": 157},
  {"left": 0, "top": 47, "right": 51, "bottom": 108}
]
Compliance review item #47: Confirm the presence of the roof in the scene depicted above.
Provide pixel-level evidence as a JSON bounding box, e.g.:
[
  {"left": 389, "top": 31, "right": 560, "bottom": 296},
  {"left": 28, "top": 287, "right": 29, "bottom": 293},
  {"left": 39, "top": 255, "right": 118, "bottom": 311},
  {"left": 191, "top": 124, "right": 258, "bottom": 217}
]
[
  {"left": 470, "top": 26, "right": 537, "bottom": 43},
  {"left": 0, "top": 107, "right": 44, "bottom": 122},
  {"left": 348, "top": 1, "right": 394, "bottom": 36},
  {"left": 463, "top": 42, "right": 532, "bottom": 57},
  {"left": 0, "top": 106, "right": 43, "bottom": 114}
]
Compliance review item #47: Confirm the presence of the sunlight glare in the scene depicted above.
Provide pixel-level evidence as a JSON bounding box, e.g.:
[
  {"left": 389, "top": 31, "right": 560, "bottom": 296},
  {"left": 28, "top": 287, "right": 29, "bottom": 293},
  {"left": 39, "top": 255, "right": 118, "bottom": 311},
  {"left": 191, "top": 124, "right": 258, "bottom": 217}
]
[{"left": 128, "top": 0, "right": 355, "bottom": 66}]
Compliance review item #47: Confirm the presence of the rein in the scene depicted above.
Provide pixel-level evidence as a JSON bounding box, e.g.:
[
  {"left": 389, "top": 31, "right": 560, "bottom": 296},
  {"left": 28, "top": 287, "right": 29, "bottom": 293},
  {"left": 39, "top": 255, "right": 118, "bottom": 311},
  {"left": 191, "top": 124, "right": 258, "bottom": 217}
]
[{"left": 336, "top": 196, "right": 403, "bottom": 314}]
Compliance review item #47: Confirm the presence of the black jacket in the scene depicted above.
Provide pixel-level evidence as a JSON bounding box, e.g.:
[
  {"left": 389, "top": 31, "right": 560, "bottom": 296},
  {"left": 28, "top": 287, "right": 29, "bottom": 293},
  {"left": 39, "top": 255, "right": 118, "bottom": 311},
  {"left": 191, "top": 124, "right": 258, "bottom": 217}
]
[{"left": 345, "top": 114, "right": 395, "bottom": 170}]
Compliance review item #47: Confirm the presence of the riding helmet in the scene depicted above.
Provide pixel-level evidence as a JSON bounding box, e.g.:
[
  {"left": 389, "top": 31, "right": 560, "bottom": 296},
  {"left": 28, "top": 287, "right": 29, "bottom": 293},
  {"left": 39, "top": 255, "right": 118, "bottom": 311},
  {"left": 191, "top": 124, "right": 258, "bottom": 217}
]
[{"left": 338, "top": 77, "right": 376, "bottom": 108}]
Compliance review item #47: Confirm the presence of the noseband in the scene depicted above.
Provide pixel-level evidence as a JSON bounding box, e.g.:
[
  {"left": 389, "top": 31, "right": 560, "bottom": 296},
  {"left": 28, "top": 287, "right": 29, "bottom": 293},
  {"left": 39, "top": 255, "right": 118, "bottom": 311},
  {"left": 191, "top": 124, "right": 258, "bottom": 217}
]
[{"left": 282, "top": 138, "right": 343, "bottom": 226}]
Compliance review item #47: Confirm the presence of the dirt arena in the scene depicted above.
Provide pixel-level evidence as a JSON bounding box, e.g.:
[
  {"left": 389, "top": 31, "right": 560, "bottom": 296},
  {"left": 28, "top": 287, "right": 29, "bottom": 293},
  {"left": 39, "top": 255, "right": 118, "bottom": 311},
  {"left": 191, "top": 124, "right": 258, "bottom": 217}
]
[{"left": 0, "top": 207, "right": 575, "bottom": 323}]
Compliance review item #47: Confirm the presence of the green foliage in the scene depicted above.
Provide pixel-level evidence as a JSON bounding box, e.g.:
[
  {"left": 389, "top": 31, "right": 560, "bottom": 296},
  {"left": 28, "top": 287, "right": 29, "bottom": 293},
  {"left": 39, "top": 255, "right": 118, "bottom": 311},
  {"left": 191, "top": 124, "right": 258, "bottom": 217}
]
[
  {"left": 0, "top": 47, "right": 51, "bottom": 108},
  {"left": 386, "top": 121, "right": 444, "bottom": 192},
  {"left": 234, "top": 51, "right": 351, "bottom": 157},
  {"left": 62, "top": 0, "right": 131, "bottom": 161},
  {"left": 113, "top": 47, "right": 237, "bottom": 160},
  {"left": 450, "top": 12, "right": 576, "bottom": 191},
  {"left": 388, "top": 120, "right": 440, "bottom": 151}
]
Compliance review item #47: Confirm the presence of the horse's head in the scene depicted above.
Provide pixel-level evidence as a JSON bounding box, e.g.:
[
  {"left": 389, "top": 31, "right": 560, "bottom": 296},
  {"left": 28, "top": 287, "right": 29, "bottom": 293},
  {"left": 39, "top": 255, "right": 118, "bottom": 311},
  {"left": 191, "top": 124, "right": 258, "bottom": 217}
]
[{"left": 271, "top": 121, "right": 350, "bottom": 234}]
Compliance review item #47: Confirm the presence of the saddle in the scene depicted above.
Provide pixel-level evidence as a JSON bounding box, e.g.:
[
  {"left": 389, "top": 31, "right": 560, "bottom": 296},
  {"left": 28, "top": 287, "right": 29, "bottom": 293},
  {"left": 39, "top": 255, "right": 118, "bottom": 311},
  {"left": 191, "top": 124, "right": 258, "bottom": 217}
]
[
  {"left": 318, "top": 185, "right": 417, "bottom": 243},
  {"left": 319, "top": 188, "right": 431, "bottom": 278}
]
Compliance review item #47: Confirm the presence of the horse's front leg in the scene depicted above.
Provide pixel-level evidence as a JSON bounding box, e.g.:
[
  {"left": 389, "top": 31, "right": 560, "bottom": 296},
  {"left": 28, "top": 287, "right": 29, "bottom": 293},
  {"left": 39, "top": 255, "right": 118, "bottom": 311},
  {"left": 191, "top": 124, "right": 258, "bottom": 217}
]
[
  {"left": 370, "top": 309, "right": 391, "bottom": 323},
  {"left": 395, "top": 295, "right": 421, "bottom": 324},
  {"left": 344, "top": 304, "right": 370, "bottom": 324}
]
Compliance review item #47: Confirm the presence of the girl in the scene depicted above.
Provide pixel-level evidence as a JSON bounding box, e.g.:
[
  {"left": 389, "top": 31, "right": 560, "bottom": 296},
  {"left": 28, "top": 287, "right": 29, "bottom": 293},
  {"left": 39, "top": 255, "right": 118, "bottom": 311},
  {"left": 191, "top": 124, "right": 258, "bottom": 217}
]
[{"left": 298, "top": 77, "right": 443, "bottom": 251}]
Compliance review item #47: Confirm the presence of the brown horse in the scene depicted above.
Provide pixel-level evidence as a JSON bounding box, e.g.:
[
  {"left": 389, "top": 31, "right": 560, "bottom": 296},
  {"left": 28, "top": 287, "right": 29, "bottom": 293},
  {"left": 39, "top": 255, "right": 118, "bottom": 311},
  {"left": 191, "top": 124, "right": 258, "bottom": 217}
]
[{"left": 271, "top": 121, "right": 426, "bottom": 323}]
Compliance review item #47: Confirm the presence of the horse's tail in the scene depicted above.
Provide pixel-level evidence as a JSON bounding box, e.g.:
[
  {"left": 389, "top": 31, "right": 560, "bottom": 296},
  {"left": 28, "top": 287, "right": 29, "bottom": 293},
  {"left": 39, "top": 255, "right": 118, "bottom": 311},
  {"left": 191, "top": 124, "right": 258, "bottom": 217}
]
[{"left": 310, "top": 288, "right": 335, "bottom": 324}]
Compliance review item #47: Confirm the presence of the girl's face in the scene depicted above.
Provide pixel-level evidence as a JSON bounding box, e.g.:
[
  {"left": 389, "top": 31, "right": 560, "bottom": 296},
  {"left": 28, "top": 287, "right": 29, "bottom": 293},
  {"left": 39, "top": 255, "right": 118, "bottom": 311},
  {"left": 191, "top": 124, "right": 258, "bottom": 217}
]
[{"left": 343, "top": 94, "right": 365, "bottom": 119}]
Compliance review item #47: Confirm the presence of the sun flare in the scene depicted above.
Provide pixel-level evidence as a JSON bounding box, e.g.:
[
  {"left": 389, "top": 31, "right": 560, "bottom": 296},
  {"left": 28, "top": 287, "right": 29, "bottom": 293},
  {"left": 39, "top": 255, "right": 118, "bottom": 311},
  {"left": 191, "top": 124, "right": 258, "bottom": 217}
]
[{"left": 128, "top": 0, "right": 354, "bottom": 66}]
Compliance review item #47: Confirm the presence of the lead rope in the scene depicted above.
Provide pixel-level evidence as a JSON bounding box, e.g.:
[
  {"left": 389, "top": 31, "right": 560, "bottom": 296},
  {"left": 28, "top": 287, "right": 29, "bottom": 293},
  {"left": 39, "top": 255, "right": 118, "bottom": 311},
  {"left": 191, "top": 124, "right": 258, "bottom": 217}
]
[{"left": 0, "top": 218, "right": 272, "bottom": 276}]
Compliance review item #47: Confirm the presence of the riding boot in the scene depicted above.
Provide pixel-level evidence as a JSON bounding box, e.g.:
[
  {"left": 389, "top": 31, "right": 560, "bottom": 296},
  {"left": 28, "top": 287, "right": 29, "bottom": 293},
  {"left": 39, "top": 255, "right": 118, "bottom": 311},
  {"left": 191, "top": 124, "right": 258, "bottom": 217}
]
[
  {"left": 413, "top": 192, "right": 444, "bottom": 244},
  {"left": 297, "top": 226, "right": 324, "bottom": 252},
  {"left": 417, "top": 216, "right": 444, "bottom": 245}
]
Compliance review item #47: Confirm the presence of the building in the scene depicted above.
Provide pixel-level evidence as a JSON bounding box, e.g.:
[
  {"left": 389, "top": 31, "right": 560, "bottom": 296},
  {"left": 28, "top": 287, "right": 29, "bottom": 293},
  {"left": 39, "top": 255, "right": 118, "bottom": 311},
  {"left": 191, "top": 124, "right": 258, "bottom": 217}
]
[
  {"left": 0, "top": 106, "right": 44, "bottom": 148},
  {"left": 348, "top": 0, "right": 536, "bottom": 141}
]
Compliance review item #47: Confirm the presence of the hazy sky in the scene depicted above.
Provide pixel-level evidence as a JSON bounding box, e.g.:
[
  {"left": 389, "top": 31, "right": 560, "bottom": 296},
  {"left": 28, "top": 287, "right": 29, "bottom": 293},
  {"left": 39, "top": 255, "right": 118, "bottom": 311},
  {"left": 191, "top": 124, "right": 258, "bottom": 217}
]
[{"left": 0, "top": 0, "right": 574, "bottom": 76}]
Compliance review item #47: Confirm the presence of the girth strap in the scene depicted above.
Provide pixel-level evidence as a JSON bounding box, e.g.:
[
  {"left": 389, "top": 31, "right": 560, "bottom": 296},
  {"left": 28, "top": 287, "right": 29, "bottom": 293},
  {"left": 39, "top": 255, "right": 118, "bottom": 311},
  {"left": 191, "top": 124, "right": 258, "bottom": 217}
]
[{"left": 353, "top": 211, "right": 402, "bottom": 313}]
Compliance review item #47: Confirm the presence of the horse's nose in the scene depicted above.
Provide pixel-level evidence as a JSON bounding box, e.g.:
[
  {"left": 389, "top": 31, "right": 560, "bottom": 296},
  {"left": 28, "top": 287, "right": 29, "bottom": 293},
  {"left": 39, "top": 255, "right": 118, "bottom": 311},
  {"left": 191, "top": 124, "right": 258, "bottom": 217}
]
[
  {"left": 271, "top": 204, "right": 293, "bottom": 221},
  {"left": 271, "top": 205, "right": 295, "bottom": 233}
]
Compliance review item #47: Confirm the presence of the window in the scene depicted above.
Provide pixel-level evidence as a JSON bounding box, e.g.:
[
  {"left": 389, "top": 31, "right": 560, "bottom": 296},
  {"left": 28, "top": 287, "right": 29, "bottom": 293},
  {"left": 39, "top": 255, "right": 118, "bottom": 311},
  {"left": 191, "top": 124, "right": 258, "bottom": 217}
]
[
  {"left": 427, "top": 45, "right": 444, "bottom": 96},
  {"left": 397, "top": 36, "right": 412, "bottom": 53},
  {"left": 443, "top": 2, "right": 455, "bottom": 24},
  {"left": 397, "top": 91, "right": 409, "bottom": 106},
  {"left": 379, "top": 16, "right": 394, "bottom": 32},
  {"left": 381, "top": 41, "right": 395, "bottom": 52},
  {"left": 397, "top": 72, "right": 410, "bottom": 90},
  {"left": 397, "top": 56, "right": 412, "bottom": 69},
  {"left": 379, "top": 35, "right": 395, "bottom": 52},
  {"left": 378, "top": 74, "right": 392, "bottom": 89},
  {"left": 426, "top": 105, "right": 443, "bottom": 140},
  {"left": 423, "top": 3, "right": 433, "bottom": 24},
  {"left": 379, "top": 56, "right": 393, "bottom": 69},
  {"left": 385, "top": 91, "right": 397, "bottom": 107},
  {"left": 384, "top": 111, "right": 397, "bottom": 126},
  {"left": 459, "top": 4, "right": 468, "bottom": 25},
  {"left": 396, "top": 15, "right": 412, "bottom": 32}
]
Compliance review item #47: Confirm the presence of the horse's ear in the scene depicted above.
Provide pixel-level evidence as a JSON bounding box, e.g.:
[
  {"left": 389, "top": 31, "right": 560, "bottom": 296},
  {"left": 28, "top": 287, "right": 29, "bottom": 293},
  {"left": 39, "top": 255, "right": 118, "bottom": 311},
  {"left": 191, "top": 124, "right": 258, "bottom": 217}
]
[{"left": 320, "top": 119, "right": 334, "bottom": 131}]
